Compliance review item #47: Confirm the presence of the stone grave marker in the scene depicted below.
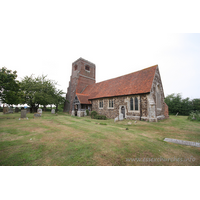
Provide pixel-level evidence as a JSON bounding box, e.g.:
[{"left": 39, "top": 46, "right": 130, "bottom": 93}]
[
  {"left": 34, "top": 113, "right": 41, "bottom": 118},
  {"left": 119, "top": 113, "right": 124, "bottom": 121},
  {"left": 3, "top": 107, "right": 8, "bottom": 114},
  {"left": 21, "top": 110, "right": 27, "bottom": 118},
  {"left": 37, "top": 108, "right": 42, "bottom": 114},
  {"left": 51, "top": 109, "right": 55, "bottom": 114},
  {"left": 26, "top": 108, "right": 30, "bottom": 113},
  {"left": 8, "top": 108, "right": 14, "bottom": 113},
  {"left": 15, "top": 107, "right": 19, "bottom": 113},
  {"left": 164, "top": 138, "right": 200, "bottom": 147}
]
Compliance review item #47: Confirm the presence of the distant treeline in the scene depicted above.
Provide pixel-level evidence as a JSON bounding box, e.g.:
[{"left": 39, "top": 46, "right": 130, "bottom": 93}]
[{"left": 164, "top": 93, "right": 200, "bottom": 115}]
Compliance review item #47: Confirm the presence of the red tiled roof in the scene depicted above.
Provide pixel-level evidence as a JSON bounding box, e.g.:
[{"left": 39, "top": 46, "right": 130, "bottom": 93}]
[
  {"left": 82, "top": 65, "right": 158, "bottom": 100},
  {"left": 76, "top": 93, "right": 92, "bottom": 104}
]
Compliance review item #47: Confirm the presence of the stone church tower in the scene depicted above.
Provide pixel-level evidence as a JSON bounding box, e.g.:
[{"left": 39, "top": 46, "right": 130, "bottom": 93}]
[{"left": 63, "top": 58, "right": 96, "bottom": 113}]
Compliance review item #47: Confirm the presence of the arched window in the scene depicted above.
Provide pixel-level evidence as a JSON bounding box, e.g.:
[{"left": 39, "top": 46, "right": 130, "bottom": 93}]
[
  {"left": 130, "top": 97, "right": 133, "bottom": 110},
  {"left": 85, "top": 65, "right": 90, "bottom": 71},
  {"left": 156, "top": 85, "right": 162, "bottom": 109},
  {"left": 135, "top": 97, "right": 138, "bottom": 110},
  {"left": 74, "top": 65, "right": 77, "bottom": 71}
]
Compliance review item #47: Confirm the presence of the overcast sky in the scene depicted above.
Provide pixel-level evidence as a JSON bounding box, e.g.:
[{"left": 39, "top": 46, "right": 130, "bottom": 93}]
[{"left": 1, "top": 0, "right": 200, "bottom": 99}]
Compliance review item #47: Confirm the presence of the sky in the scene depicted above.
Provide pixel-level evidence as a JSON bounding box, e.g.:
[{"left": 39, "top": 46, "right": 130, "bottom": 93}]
[{"left": 1, "top": 0, "right": 200, "bottom": 100}]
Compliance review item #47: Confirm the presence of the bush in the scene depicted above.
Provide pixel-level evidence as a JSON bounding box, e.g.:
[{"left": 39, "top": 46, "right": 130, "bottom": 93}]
[
  {"left": 95, "top": 115, "right": 107, "bottom": 120},
  {"left": 100, "top": 122, "right": 107, "bottom": 125},
  {"left": 91, "top": 111, "right": 98, "bottom": 119},
  {"left": 188, "top": 111, "right": 200, "bottom": 121},
  {"left": 86, "top": 109, "right": 89, "bottom": 116},
  {"left": 91, "top": 111, "right": 107, "bottom": 120}
]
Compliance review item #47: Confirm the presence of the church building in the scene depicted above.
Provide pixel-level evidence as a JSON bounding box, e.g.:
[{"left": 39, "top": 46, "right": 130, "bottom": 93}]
[{"left": 63, "top": 58, "right": 169, "bottom": 122}]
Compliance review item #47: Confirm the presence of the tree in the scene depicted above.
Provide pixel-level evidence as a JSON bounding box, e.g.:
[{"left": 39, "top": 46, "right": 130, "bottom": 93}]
[
  {"left": 20, "top": 75, "right": 57, "bottom": 112},
  {"left": 165, "top": 93, "right": 200, "bottom": 115},
  {"left": 0, "top": 67, "right": 22, "bottom": 105},
  {"left": 20, "top": 74, "right": 65, "bottom": 113},
  {"left": 192, "top": 98, "right": 200, "bottom": 111},
  {"left": 165, "top": 93, "right": 182, "bottom": 114},
  {"left": 34, "top": 75, "right": 56, "bottom": 111},
  {"left": 52, "top": 89, "right": 66, "bottom": 113}
]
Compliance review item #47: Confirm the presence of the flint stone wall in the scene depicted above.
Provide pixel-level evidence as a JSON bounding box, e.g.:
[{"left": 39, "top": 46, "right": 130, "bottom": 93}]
[
  {"left": 151, "top": 67, "right": 166, "bottom": 117},
  {"left": 91, "top": 94, "right": 148, "bottom": 120}
]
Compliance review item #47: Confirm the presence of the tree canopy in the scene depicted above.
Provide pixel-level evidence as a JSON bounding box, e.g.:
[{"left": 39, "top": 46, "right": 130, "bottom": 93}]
[
  {"left": 165, "top": 93, "right": 200, "bottom": 115},
  {"left": 20, "top": 74, "right": 65, "bottom": 112},
  {"left": 0, "top": 67, "right": 22, "bottom": 105}
]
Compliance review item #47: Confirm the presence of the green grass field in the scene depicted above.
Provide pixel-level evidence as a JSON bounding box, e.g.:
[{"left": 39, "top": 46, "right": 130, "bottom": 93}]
[{"left": 0, "top": 112, "right": 199, "bottom": 166}]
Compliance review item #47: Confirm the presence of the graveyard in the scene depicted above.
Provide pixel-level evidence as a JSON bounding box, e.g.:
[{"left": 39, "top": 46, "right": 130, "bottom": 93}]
[{"left": 0, "top": 110, "right": 200, "bottom": 166}]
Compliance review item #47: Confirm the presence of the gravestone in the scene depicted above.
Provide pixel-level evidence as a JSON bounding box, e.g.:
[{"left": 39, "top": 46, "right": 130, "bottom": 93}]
[
  {"left": 21, "top": 110, "right": 27, "bottom": 118},
  {"left": 26, "top": 108, "right": 30, "bottom": 113},
  {"left": 119, "top": 113, "right": 124, "bottom": 121},
  {"left": 51, "top": 109, "right": 55, "bottom": 114},
  {"left": 37, "top": 109, "right": 42, "bottom": 114},
  {"left": 15, "top": 107, "right": 19, "bottom": 113},
  {"left": 114, "top": 116, "right": 119, "bottom": 122},
  {"left": 192, "top": 115, "right": 196, "bottom": 120},
  {"left": 34, "top": 113, "right": 41, "bottom": 117},
  {"left": 8, "top": 108, "right": 14, "bottom": 113},
  {"left": 3, "top": 107, "right": 8, "bottom": 114},
  {"left": 164, "top": 138, "right": 200, "bottom": 147}
]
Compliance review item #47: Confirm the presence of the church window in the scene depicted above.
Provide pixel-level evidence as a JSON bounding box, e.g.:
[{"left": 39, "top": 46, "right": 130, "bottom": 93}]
[
  {"left": 99, "top": 100, "right": 103, "bottom": 108},
  {"left": 135, "top": 97, "right": 138, "bottom": 110},
  {"left": 109, "top": 99, "right": 113, "bottom": 108},
  {"left": 156, "top": 85, "right": 162, "bottom": 109},
  {"left": 74, "top": 65, "right": 77, "bottom": 71},
  {"left": 130, "top": 97, "right": 133, "bottom": 110},
  {"left": 85, "top": 65, "right": 90, "bottom": 71}
]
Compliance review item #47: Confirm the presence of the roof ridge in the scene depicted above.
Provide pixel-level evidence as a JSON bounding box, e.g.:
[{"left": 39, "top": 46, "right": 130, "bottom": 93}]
[{"left": 94, "top": 64, "right": 158, "bottom": 85}]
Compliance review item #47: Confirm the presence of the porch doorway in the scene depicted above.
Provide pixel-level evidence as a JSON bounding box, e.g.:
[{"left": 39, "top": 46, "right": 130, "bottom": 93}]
[
  {"left": 121, "top": 106, "right": 125, "bottom": 118},
  {"left": 74, "top": 105, "right": 78, "bottom": 116}
]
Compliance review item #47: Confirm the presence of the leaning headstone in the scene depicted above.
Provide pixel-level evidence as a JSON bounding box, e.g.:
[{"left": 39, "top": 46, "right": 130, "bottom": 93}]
[
  {"left": 51, "top": 109, "right": 55, "bottom": 114},
  {"left": 176, "top": 112, "right": 179, "bottom": 117},
  {"left": 114, "top": 116, "right": 119, "bottom": 122},
  {"left": 3, "top": 107, "right": 8, "bottom": 114},
  {"left": 37, "top": 108, "right": 42, "bottom": 114},
  {"left": 21, "top": 110, "right": 27, "bottom": 118},
  {"left": 15, "top": 107, "right": 19, "bottom": 113}
]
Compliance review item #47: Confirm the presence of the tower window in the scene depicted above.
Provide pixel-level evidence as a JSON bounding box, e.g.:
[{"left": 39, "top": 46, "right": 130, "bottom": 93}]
[
  {"left": 85, "top": 65, "right": 90, "bottom": 71},
  {"left": 74, "top": 65, "right": 77, "bottom": 71}
]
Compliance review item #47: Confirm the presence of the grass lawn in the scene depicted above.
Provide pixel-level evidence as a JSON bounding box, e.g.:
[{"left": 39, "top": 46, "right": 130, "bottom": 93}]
[{"left": 0, "top": 111, "right": 199, "bottom": 166}]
